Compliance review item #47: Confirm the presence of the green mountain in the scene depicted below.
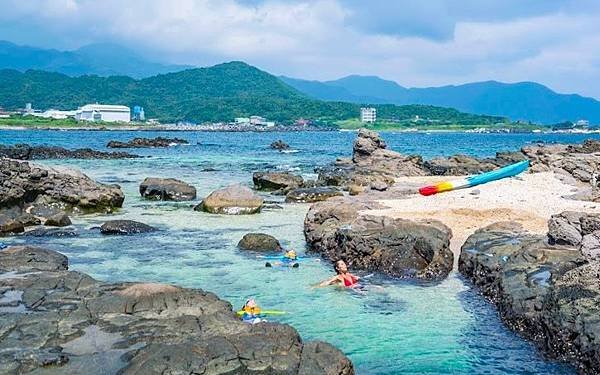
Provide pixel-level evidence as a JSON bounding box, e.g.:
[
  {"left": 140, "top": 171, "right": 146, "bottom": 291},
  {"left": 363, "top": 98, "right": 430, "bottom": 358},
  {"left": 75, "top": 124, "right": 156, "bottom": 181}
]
[
  {"left": 281, "top": 75, "right": 600, "bottom": 125},
  {"left": 0, "top": 62, "right": 506, "bottom": 124},
  {"left": 0, "top": 40, "right": 191, "bottom": 78}
]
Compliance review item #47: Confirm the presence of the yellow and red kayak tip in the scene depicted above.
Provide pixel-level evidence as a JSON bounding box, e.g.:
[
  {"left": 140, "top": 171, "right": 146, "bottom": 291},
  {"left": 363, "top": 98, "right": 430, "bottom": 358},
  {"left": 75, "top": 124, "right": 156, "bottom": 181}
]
[{"left": 419, "top": 160, "right": 529, "bottom": 196}]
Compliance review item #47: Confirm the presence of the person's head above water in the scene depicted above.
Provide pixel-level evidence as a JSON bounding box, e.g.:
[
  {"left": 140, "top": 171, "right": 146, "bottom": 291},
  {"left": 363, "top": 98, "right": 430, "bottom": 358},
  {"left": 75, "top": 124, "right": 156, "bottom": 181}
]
[
  {"left": 284, "top": 249, "right": 297, "bottom": 260},
  {"left": 334, "top": 259, "right": 348, "bottom": 274}
]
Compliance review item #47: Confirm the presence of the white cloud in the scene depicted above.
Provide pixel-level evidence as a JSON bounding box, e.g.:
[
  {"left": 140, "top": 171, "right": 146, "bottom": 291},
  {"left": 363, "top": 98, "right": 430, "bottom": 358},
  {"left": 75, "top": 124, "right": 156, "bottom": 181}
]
[{"left": 0, "top": 0, "right": 599, "bottom": 98}]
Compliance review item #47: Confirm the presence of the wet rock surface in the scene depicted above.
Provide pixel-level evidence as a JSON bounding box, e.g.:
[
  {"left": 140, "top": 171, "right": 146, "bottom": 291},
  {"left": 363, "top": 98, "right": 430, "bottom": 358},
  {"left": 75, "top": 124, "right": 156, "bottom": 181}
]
[
  {"left": 0, "top": 143, "right": 139, "bottom": 160},
  {"left": 100, "top": 220, "right": 158, "bottom": 235},
  {"left": 253, "top": 172, "right": 304, "bottom": 192},
  {"left": 43, "top": 212, "right": 72, "bottom": 227},
  {"left": 139, "top": 177, "right": 197, "bottom": 201},
  {"left": 0, "top": 246, "right": 353, "bottom": 374},
  {"left": 196, "top": 185, "right": 264, "bottom": 215},
  {"left": 304, "top": 198, "right": 453, "bottom": 280},
  {"left": 107, "top": 137, "right": 189, "bottom": 148},
  {"left": 286, "top": 187, "right": 343, "bottom": 203},
  {"left": 238, "top": 233, "right": 282, "bottom": 252},
  {"left": 270, "top": 140, "right": 290, "bottom": 150},
  {"left": 459, "top": 219, "right": 600, "bottom": 373}
]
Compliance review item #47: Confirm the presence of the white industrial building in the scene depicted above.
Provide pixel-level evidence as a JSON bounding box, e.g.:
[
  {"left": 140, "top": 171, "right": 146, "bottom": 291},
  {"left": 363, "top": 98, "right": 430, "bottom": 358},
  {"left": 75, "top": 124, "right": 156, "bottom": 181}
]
[
  {"left": 30, "top": 109, "right": 76, "bottom": 119},
  {"left": 360, "top": 107, "right": 377, "bottom": 123},
  {"left": 75, "top": 104, "right": 131, "bottom": 123}
]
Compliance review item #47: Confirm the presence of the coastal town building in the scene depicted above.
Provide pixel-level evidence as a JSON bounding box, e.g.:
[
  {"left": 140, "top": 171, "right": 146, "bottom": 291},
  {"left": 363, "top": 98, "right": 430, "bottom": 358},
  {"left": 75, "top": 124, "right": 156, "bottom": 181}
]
[
  {"left": 75, "top": 104, "right": 131, "bottom": 122},
  {"left": 29, "top": 109, "right": 76, "bottom": 119},
  {"left": 360, "top": 107, "right": 377, "bottom": 123}
]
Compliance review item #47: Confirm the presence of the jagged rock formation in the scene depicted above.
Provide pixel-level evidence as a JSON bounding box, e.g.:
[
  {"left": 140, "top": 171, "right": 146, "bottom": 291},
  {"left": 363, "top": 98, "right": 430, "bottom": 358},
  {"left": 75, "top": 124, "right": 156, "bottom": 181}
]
[
  {"left": 107, "top": 137, "right": 189, "bottom": 148},
  {"left": 0, "top": 144, "right": 138, "bottom": 159},
  {"left": 0, "top": 246, "right": 354, "bottom": 374},
  {"left": 459, "top": 217, "right": 600, "bottom": 373},
  {"left": 304, "top": 198, "right": 454, "bottom": 280}
]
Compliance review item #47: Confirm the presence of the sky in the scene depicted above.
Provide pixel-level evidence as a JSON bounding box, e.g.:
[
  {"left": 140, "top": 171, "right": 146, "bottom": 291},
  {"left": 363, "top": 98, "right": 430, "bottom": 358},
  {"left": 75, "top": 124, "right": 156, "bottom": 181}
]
[{"left": 1, "top": 0, "right": 599, "bottom": 98}]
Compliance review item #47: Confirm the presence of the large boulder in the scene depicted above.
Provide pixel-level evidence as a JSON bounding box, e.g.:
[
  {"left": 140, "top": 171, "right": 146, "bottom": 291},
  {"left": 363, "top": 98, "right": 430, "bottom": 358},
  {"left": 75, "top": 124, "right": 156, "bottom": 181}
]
[
  {"left": 0, "top": 158, "right": 124, "bottom": 214},
  {"left": 0, "top": 143, "right": 138, "bottom": 160},
  {"left": 424, "top": 154, "right": 497, "bottom": 176},
  {"left": 0, "top": 246, "right": 354, "bottom": 374},
  {"left": 304, "top": 199, "right": 453, "bottom": 280},
  {"left": 107, "top": 137, "right": 189, "bottom": 148},
  {"left": 286, "top": 187, "right": 343, "bottom": 203},
  {"left": 253, "top": 172, "right": 304, "bottom": 192},
  {"left": 100, "top": 220, "right": 158, "bottom": 235},
  {"left": 0, "top": 214, "right": 24, "bottom": 235},
  {"left": 195, "top": 185, "right": 263, "bottom": 215},
  {"left": 459, "top": 221, "right": 599, "bottom": 373},
  {"left": 44, "top": 212, "right": 72, "bottom": 227},
  {"left": 238, "top": 233, "right": 282, "bottom": 252},
  {"left": 139, "top": 177, "right": 197, "bottom": 201}
]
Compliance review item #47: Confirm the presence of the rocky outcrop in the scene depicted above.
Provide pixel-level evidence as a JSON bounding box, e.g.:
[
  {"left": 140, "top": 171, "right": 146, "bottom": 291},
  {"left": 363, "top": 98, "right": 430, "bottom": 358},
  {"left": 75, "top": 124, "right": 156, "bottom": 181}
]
[
  {"left": 238, "top": 233, "right": 282, "bottom": 252},
  {"left": 100, "top": 220, "right": 158, "bottom": 235},
  {"left": 286, "top": 187, "right": 343, "bottom": 203},
  {"left": 0, "top": 144, "right": 138, "bottom": 160},
  {"left": 270, "top": 140, "right": 290, "bottom": 150},
  {"left": 253, "top": 172, "right": 304, "bottom": 192},
  {"left": 43, "top": 212, "right": 72, "bottom": 227},
  {"left": 195, "top": 185, "right": 263, "bottom": 215},
  {"left": 0, "top": 246, "right": 353, "bottom": 374},
  {"left": 547, "top": 211, "right": 600, "bottom": 260},
  {"left": 0, "top": 158, "right": 124, "bottom": 214},
  {"left": 304, "top": 198, "right": 454, "bottom": 280},
  {"left": 459, "top": 219, "right": 600, "bottom": 373},
  {"left": 107, "top": 137, "right": 189, "bottom": 148},
  {"left": 139, "top": 177, "right": 197, "bottom": 201},
  {"left": 424, "top": 154, "right": 497, "bottom": 176},
  {"left": 522, "top": 142, "right": 600, "bottom": 183}
]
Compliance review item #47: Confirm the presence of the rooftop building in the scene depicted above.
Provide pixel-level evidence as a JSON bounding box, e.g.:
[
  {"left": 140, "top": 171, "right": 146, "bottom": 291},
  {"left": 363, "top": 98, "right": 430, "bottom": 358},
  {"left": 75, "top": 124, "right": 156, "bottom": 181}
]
[
  {"left": 360, "top": 107, "right": 377, "bottom": 123},
  {"left": 75, "top": 104, "right": 130, "bottom": 123}
]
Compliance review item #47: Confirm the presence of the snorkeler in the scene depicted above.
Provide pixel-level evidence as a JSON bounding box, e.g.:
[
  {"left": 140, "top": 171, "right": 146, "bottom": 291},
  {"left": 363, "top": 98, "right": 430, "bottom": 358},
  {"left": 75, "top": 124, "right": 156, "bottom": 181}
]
[
  {"left": 265, "top": 249, "right": 300, "bottom": 268},
  {"left": 239, "top": 298, "right": 265, "bottom": 324},
  {"left": 319, "top": 259, "right": 360, "bottom": 287}
]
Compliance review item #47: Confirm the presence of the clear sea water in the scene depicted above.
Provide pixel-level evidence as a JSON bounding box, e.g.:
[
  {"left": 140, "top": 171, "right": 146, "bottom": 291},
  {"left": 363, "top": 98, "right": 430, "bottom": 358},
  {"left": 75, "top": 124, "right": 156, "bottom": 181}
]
[{"left": 3, "top": 129, "right": 599, "bottom": 374}]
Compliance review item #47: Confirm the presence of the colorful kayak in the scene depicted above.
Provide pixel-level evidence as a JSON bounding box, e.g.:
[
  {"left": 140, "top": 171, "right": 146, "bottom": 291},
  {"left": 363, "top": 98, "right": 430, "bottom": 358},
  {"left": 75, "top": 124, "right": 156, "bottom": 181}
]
[{"left": 419, "top": 160, "right": 529, "bottom": 196}]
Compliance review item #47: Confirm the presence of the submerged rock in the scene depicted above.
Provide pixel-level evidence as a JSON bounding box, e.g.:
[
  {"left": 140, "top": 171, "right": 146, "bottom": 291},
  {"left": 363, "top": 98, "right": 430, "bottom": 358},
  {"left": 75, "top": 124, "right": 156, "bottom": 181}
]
[
  {"left": 139, "top": 177, "right": 197, "bottom": 201},
  {"left": 0, "top": 246, "right": 353, "bottom": 374},
  {"left": 285, "top": 187, "right": 343, "bottom": 203},
  {"left": 458, "top": 220, "right": 599, "bottom": 373},
  {"left": 238, "top": 233, "right": 282, "bottom": 252},
  {"left": 270, "top": 140, "right": 290, "bottom": 150},
  {"left": 107, "top": 137, "right": 189, "bottom": 148},
  {"left": 253, "top": 172, "right": 304, "bottom": 192},
  {"left": 304, "top": 199, "right": 453, "bottom": 280},
  {"left": 100, "top": 220, "right": 158, "bottom": 235},
  {"left": 0, "top": 143, "right": 138, "bottom": 160},
  {"left": 195, "top": 185, "right": 263, "bottom": 215}
]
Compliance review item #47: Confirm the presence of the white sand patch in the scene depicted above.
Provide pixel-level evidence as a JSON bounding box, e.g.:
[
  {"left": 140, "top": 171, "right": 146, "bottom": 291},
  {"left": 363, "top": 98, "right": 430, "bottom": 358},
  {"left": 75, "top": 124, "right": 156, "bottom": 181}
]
[{"left": 366, "top": 172, "right": 598, "bottom": 263}]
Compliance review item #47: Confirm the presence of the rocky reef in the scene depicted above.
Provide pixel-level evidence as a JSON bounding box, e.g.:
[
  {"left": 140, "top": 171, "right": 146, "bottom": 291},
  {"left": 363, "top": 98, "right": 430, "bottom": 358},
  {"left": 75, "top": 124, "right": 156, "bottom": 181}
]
[
  {"left": 0, "top": 246, "right": 354, "bottom": 374},
  {"left": 459, "top": 214, "right": 600, "bottom": 373},
  {"left": 0, "top": 158, "right": 124, "bottom": 235},
  {"left": 304, "top": 198, "right": 454, "bottom": 280},
  {"left": 0, "top": 144, "right": 138, "bottom": 160},
  {"left": 107, "top": 137, "right": 189, "bottom": 148}
]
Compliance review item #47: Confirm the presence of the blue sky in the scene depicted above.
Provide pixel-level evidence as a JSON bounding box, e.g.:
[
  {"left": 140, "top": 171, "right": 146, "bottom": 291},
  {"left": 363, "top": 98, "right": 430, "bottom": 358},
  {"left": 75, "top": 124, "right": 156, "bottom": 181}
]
[{"left": 1, "top": 0, "right": 599, "bottom": 98}]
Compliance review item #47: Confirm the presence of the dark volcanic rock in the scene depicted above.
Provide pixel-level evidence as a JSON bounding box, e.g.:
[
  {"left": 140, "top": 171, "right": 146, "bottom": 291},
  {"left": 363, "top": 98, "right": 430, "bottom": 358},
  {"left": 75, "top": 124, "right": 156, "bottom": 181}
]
[
  {"left": 0, "top": 143, "right": 138, "bottom": 160},
  {"left": 238, "top": 233, "right": 282, "bottom": 252},
  {"left": 458, "top": 220, "right": 599, "bottom": 373},
  {"left": 253, "top": 172, "right": 304, "bottom": 192},
  {"left": 107, "top": 137, "right": 189, "bottom": 148},
  {"left": 44, "top": 212, "right": 72, "bottom": 227},
  {"left": 285, "top": 187, "right": 343, "bottom": 203},
  {"left": 0, "top": 215, "right": 24, "bottom": 235},
  {"left": 0, "top": 245, "right": 68, "bottom": 272},
  {"left": 0, "top": 158, "right": 124, "bottom": 214},
  {"left": 139, "top": 177, "right": 197, "bottom": 201},
  {"left": 100, "top": 220, "right": 158, "bottom": 235},
  {"left": 195, "top": 185, "right": 263, "bottom": 215},
  {"left": 270, "top": 140, "right": 290, "bottom": 150},
  {"left": 0, "top": 246, "right": 353, "bottom": 374},
  {"left": 424, "top": 154, "right": 497, "bottom": 176},
  {"left": 22, "top": 227, "right": 78, "bottom": 237},
  {"left": 304, "top": 199, "right": 453, "bottom": 280}
]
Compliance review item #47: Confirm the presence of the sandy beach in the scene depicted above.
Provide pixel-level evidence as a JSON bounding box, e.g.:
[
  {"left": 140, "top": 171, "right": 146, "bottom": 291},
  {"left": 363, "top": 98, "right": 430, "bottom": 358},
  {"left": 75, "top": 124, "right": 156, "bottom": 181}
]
[{"left": 367, "top": 172, "right": 598, "bottom": 259}]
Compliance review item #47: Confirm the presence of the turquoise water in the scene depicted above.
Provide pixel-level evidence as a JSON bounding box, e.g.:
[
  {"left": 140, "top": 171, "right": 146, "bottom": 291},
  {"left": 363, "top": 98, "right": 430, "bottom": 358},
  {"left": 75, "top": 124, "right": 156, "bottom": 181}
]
[{"left": 3, "top": 129, "right": 598, "bottom": 374}]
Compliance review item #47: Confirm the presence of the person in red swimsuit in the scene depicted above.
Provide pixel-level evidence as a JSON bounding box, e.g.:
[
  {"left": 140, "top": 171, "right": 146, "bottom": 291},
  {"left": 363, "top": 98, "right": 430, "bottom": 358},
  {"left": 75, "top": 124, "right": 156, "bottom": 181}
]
[{"left": 319, "top": 260, "right": 360, "bottom": 288}]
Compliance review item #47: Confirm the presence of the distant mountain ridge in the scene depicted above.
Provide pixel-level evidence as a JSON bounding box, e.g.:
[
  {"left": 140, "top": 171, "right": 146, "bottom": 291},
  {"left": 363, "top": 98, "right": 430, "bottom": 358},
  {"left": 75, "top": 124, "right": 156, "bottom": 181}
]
[
  {"left": 0, "top": 40, "right": 191, "bottom": 78},
  {"left": 281, "top": 75, "right": 600, "bottom": 124},
  {"left": 0, "top": 61, "right": 504, "bottom": 125}
]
